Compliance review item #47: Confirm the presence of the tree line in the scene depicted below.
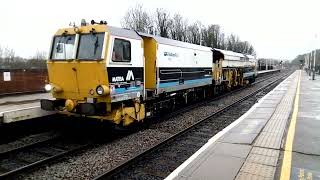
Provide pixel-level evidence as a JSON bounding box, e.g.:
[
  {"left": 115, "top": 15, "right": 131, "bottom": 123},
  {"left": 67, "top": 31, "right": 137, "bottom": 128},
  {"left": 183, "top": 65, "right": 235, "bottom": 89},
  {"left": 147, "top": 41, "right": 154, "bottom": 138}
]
[
  {"left": 292, "top": 50, "right": 320, "bottom": 64},
  {"left": 0, "top": 45, "right": 47, "bottom": 70},
  {"left": 122, "top": 4, "right": 255, "bottom": 55},
  {"left": 1, "top": 5, "right": 256, "bottom": 70},
  {"left": 292, "top": 50, "right": 320, "bottom": 72}
]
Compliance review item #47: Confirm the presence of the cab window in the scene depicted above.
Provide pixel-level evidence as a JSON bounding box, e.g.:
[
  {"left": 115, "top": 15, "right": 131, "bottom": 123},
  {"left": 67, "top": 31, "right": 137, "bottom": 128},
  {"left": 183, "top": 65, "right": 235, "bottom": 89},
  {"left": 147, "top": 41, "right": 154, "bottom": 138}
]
[
  {"left": 51, "top": 35, "right": 75, "bottom": 60},
  {"left": 112, "top": 38, "right": 131, "bottom": 62},
  {"left": 77, "top": 33, "right": 104, "bottom": 60}
]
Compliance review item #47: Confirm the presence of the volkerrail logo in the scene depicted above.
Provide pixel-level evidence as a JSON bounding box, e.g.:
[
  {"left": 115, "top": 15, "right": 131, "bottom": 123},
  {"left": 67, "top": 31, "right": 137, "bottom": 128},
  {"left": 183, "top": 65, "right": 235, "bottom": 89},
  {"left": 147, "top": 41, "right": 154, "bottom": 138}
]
[{"left": 126, "top": 70, "right": 135, "bottom": 81}]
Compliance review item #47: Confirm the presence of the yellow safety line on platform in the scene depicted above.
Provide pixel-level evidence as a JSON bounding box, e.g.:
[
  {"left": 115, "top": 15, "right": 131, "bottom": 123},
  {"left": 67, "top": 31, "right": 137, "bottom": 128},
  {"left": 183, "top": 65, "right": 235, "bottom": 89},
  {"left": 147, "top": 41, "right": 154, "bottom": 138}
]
[{"left": 280, "top": 70, "right": 301, "bottom": 180}]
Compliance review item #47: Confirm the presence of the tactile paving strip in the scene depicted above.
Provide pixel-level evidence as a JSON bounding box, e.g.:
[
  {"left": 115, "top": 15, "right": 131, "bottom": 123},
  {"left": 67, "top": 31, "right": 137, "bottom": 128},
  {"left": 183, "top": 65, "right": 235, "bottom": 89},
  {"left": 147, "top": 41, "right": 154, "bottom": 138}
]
[
  {"left": 250, "top": 147, "right": 279, "bottom": 157},
  {"left": 254, "top": 73, "right": 299, "bottom": 149},
  {"left": 235, "top": 71, "right": 300, "bottom": 180},
  {"left": 236, "top": 147, "right": 280, "bottom": 180},
  {"left": 254, "top": 132, "right": 283, "bottom": 149},
  {"left": 246, "top": 152, "right": 278, "bottom": 166},
  {"left": 236, "top": 172, "right": 273, "bottom": 180},
  {"left": 239, "top": 162, "right": 276, "bottom": 178}
]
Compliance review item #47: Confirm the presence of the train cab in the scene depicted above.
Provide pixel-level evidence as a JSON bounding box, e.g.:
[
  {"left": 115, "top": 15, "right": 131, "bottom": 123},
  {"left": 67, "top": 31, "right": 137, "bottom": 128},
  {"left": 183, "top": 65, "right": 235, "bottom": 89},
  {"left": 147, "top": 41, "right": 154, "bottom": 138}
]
[{"left": 41, "top": 21, "right": 145, "bottom": 126}]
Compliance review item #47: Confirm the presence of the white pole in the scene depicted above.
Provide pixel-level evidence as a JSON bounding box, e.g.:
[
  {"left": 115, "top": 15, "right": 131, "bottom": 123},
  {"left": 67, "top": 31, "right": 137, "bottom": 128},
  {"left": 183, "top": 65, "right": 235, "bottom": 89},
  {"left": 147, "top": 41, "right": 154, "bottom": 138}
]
[
  {"left": 305, "top": 55, "right": 307, "bottom": 70},
  {"left": 307, "top": 54, "right": 308, "bottom": 74},
  {"left": 313, "top": 50, "right": 316, "bottom": 80},
  {"left": 266, "top": 59, "right": 268, "bottom": 70},
  {"left": 200, "top": 31, "right": 202, "bottom": 46},
  {"left": 309, "top": 53, "right": 312, "bottom": 76},
  {"left": 313, "top": 34, "right": 318, "bottom": 79}
]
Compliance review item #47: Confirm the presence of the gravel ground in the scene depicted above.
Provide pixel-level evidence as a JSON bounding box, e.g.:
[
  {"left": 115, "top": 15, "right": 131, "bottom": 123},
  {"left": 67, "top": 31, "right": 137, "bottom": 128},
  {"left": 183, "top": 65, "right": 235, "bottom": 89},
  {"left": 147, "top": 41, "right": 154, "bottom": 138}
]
[
  {"left": 150, "top": 83, "right": 265, "bottom": 134},
  {"left": 14, "top": 71, "right": 291, "bottom": 179}
]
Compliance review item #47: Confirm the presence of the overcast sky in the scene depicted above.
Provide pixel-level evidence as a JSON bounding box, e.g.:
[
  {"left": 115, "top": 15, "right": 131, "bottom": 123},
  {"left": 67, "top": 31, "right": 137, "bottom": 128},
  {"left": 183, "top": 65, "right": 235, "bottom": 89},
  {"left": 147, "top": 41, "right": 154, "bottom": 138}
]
[{"left": 0, "top": 0, "right": 319, "bottom": 59}]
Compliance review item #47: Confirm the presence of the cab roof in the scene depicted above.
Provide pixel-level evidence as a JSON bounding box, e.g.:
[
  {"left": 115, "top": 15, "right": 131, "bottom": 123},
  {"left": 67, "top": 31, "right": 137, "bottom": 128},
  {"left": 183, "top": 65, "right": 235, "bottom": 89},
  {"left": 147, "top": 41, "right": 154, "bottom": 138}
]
[{"left": 108, "top": 26, "right": 142, "bottom": 40}]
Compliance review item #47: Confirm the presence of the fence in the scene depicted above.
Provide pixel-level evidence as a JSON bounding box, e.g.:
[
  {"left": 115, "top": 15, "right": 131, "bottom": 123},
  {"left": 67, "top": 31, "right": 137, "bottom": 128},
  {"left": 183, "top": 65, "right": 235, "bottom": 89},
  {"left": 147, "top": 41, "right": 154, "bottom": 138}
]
[{"left": 0, "top": 69, "right": 48, "bottom": 95}]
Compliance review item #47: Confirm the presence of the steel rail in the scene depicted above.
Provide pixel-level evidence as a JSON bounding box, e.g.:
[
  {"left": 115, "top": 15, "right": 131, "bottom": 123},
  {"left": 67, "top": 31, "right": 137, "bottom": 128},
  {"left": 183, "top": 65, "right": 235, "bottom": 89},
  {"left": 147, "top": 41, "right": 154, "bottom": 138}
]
[{"left": 0, "top": 137, "right": 89, "bottom": 179}]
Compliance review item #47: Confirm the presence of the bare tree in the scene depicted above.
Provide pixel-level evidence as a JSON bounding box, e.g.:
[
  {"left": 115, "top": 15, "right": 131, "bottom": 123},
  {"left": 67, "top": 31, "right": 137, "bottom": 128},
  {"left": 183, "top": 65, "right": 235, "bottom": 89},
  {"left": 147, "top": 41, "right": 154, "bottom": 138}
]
[
  {"left": 201, "top": 24, "right": 226, "bottom": 49},
  {"left": 33, "top": 50, "right": 47, "bottom": 60},
  {"left": 167, "top": 19, "right": 175, "bottom": 39},
  {"left": 219, "top": 32, "right": 226, "bottom": 49},
  {"left": 201, "top": 27, "right": 209, "bottom": 46},
  {"left": 225, "top": 34, "right": 255, "bottom": 55},
  {"left": 236, "top": 41, "right": 247, "bottom": 53},
  {"left": 211, "top": 24, "right": 220, "bottom": 48},
  {"left": 3, "top": 47, "right": 15, "bottom": 63},
  {"left": 186, "top": 21, "right": 202, "bottom": 44},
  {"left": 202, "top": 25, "right": 214, "bottom": 48},
  {"left": 247, "top": 44, "right": 255, "bottom": 55},
  {"left": 155, "top": 8, "right": 170, "bottom": 38},
  {"left": 25, "top": 50, "right": 47, "bottom": 69},
  {"left": 121, "top": 4, "right": 153, "bottom": 33},
  {"left": 121, "top": 4, "right": 256, "bottom": 54},
  {"left": 168, "top": 13, "right": 187, "bottom": 41},
  {"left": 226, "top": 34, "right": 239, "bottom": 52},
  {"left": 0, "top": 44, "right": 49, "bottom": 69},
  {"left": 181, "top": 18, "right": 189, "bottom": 42}
]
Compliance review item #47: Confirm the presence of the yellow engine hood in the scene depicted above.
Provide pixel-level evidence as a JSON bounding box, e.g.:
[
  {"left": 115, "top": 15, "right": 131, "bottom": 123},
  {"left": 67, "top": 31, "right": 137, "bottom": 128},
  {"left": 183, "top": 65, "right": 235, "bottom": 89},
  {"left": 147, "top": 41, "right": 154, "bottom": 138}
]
[{"left": 48, "top": 61, "right": 108, "bottom": 101}]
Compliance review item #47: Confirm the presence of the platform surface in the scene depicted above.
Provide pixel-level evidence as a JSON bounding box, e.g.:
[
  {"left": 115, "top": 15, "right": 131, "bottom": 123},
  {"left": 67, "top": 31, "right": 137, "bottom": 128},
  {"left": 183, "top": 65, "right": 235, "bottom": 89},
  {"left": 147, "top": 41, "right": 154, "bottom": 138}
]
[
  {"left": 0, "top": 93, "right": 50, "bottom": 105},
  {"left": 276, "top": 71, "right": 320, "bottom": 180},
  {"left": 0, "top": 93, "right": 54, "bottom": 123},
  {"left": 166, "top": 70, "right": 320, "bottom": 180},
  {"left": 258, "top": 69, "right": 281, "bottom": 75}
]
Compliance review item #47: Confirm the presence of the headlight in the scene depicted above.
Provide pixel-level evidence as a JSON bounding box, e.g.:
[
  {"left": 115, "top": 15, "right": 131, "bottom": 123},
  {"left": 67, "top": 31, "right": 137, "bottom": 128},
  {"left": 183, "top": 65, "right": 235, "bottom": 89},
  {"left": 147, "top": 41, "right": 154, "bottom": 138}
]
[
  {"left": 45, "top": 84, "right": 52, "bottom": 91},
  {"left": 96, "top": 85, "right": 110, "bottom": 96},
  {"left": 96, "top": 86, "right": 104, "bottom": 95}
]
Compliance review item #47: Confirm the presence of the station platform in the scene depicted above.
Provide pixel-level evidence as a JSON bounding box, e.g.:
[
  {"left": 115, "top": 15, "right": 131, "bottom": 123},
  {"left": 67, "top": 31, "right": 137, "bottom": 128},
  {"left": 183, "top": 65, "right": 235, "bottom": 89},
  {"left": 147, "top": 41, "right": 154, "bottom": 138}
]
[
  {"left": 257, "top": 69, "right": 281, "bottom": 76},
  {"left": 166, "top": 70, "right": 320, "bottom": 180},
  {"left": 0, "top": 93, "right": 55, "bottom": 124}
]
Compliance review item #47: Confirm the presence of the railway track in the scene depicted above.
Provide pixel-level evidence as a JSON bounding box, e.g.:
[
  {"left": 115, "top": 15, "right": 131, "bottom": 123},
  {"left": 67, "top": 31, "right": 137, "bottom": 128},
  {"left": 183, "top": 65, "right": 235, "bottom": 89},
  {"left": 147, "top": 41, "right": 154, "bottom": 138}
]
[
  {"left": 93, "top": 71, "right": 293, "bottom": 179},
  {"left": 0, "top": 117, "right": 120, "bottom": 179},
  {"left": 0, "top": 70, "right": 288, "bottom": 179},
  {"left": 0, "top": 134, "right": 90, "bottom": 179},
  {"left": 0, "top": 131, "right": 60, "bottom": 155}
]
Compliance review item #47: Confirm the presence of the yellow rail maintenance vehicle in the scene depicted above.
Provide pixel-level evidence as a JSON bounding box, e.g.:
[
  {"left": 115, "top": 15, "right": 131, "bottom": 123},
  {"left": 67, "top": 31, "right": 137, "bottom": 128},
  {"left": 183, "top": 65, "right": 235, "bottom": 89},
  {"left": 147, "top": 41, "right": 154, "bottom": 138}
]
[{"left": 41, "top": 20, "right": 257, "bottom": 126}]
